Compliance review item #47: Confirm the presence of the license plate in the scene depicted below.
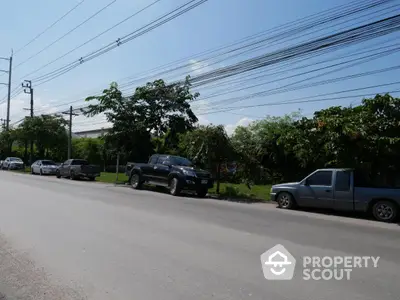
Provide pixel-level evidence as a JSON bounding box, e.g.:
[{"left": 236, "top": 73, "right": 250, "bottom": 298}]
[{"left": 201, "top": 179, "right": 208, "bottom": 184}]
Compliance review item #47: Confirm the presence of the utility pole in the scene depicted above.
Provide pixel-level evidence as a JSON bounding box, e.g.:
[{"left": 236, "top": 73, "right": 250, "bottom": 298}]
[
  {"left": 62, "top": 106, "right": 78, "bottom": 159},
  {"left": 0, "top": 51, "right": 12, "bottom": 131},
  {"left": 22, "top": 80, "right": 33, "bottom": 164}
]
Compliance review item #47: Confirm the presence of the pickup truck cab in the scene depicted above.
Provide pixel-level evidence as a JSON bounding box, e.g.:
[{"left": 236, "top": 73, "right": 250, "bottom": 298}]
[
  {"left": 56, "top": 159, "right": 100, "bottom": 181},
  {"left": 125, "top": 154, "right": 214, "bottom": 197},
  {"left": 271, "top": 168, "right": 400, "bottom": 222}
]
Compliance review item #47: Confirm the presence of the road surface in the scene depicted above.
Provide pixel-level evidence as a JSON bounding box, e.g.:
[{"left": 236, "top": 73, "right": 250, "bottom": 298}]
[{"left": 0, "top": 171, "right": 399, "bottom": 300}]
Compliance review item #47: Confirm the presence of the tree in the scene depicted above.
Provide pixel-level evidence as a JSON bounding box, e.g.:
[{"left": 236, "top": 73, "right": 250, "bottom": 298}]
[
  {"left": 179, "top": 125, "right": 233, "bottom": 193},
  {"left": 231, "top": 113, "right": 302, "bottom": 184},
  {"left": 72, "top": 137, "right": 104, "bottom": 165},
  {"left": 84, "top": 77, "right": 199, "bottom": 161},
  {"left": 17, "top": 115, "right": 68, "bottom": 161}
]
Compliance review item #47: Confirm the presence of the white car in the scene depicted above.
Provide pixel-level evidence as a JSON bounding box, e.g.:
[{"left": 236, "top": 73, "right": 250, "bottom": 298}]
[
  {"left": 31, "top": 160, "right": 58, "bottom": 175},
  {"left": 1, "top": 157, "right": 24, "bottom": 170}
]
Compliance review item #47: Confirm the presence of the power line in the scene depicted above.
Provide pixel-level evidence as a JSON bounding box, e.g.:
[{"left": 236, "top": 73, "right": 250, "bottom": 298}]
[
  {"left": 32, "top": 0, "right": 210, "bottom": 86},
  {"left": 199, "top": 64, "right": 400, "bottom": 109},
  {"left": 117, "top": 0, "right": 399, "bottom": 91},
  {"left": 18, "top": 0, "right": 163, "bottom": 81},
  {"left": 5, "top": 0, "right": 391, "bottom": 104},
  {"left": 14, "top": 0, "right": 86, "bottom": 55},
  {"left": 196, "top": 44, "right": 400, "bottom": 101},
  {"left": 198, "top": 90, "right": 400, "bottom": 116},
  {"left": 13, "top": 0, "right": 117, "bottom": 70},
  {"left": 188, "top": 14, "right": 400, "bottom": 88}
]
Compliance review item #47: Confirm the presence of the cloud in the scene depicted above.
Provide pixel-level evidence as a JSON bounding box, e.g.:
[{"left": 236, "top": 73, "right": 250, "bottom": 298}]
[
  {"left": 224, "top": 117, "right": 253, "bottom": 136},
  {"left": 189, "top": 59, "right": 213, "bottom": 75},
  {"left": 196, "top": 115, "right": 210, "bottom": 125}
]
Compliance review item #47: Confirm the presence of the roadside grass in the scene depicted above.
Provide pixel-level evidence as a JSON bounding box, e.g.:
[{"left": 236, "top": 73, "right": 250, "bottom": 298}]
[
  {"left": 96, "top": 172, "right": 271, "bottom": 202},
  {"left": 96, "top": 172, "right": 128, "bottom": 183},
  {"left": 208, "top": 183, "right": 271, "bottom": 202},
  {"left": 5, "top": 169, "right": 271, "bottom": 202}
]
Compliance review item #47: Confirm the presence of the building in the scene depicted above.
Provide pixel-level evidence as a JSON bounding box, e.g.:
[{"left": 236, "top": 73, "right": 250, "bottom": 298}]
[{"left": 72, "top": 128, "right": 111, "bottom": 138}]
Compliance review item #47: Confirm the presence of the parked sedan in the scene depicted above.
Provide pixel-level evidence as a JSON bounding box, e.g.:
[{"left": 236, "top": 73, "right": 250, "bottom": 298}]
[
  {"left": 31, "top": 160, "right": 58, "bottom": 175},
  {"left": 1, "top": 157, "right": 24, "bottom": 170}
]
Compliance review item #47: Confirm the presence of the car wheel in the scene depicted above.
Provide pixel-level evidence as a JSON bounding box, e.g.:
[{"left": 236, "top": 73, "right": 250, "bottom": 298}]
[
  {"left": 277, "top": 192, "right": 295, "bottom": 209},
  {"left": 130, "top": 173, "right": 142, "bottom": 189},
  {"left": 169, "top": 177, "right": 181, "bottom": 196},
  {"left": 70, "top": 171, "right": 76, "bottom": 180},
  {"left": 196, "top": 188, "right": 208, "bottom": 198},
  {"left": 56, "top": 170, "right": 61, "bottom": 178},
  {"left": 372, "top": 200, "right": 398, "bottom": 223}
]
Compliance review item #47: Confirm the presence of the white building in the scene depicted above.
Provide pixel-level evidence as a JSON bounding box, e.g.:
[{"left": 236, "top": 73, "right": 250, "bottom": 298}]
[{"left": 72, "top": 128, "right": 111, "bottom": 139}]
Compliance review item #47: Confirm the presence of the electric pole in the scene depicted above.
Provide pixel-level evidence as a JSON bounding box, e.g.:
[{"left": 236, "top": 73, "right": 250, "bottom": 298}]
[
  {"left": 62, "top": 106, "right": 78, "bottom": 159},
  {"left": 22, "top": 80, "right": 33, "bottom": 164},
  {"left": 0, "top": 52, "right": 12, "bottom": 131}
]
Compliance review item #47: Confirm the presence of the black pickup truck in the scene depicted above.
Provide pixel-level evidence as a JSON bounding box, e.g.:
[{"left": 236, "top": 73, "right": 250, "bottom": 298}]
[
  {"left": 125, "top": 154, "right": 214, "bottom": 197},
  {"left": 56, "top": 159, "right": 100, "bottom": 181}
]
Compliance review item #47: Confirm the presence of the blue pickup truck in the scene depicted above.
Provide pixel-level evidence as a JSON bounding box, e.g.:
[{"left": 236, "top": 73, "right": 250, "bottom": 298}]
[{"left": 270, "top": 168, "right": 400, "bottom": 222}]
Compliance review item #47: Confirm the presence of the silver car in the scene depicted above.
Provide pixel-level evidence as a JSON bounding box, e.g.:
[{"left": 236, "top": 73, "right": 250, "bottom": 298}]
[
  {"left": 1, "top": 157, "right": 24, "bottom": 170},
  {"left": 31, "top": 160, "right": 58, "bottom": 175}
]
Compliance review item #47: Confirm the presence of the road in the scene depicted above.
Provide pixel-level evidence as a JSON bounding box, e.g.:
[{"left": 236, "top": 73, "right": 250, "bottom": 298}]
[{"left": 0, "top": 171, "right": 399, "bottom": 300}]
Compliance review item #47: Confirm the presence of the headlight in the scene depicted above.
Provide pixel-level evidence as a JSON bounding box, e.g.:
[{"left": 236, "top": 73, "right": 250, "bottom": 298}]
[{"left": 182, "top": 169, "right": 197, "bottom": 177}]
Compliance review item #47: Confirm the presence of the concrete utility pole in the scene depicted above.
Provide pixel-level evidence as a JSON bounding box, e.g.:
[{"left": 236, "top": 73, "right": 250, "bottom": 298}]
[
  {"left": 62, "top": 106, "right": 79, "bottom": 159},
  {"left": 22, "top": 80, "right": 34, "bottom": 164},
  {"left": 0, "top": 52, "right": 12, "bottom": 131}
]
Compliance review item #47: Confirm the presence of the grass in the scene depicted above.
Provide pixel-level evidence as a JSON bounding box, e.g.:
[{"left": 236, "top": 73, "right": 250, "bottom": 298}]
[
  {"left": 9, "top": 169, "right": 272, "bottom": 202},
  {"left": 96, "top": 172, "right": 128, "bottom": 183},
  {"left": 96, "top": 172, "right": 271, "bottom": 202},
  {"left": 208, "top": 183, "right": 272, "bottom": 202}
]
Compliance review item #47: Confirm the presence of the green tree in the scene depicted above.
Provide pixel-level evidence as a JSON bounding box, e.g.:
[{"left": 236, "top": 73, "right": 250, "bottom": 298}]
[
  {"left": 84, "top": 77, "right": 199, "bottom": 161},
  {"left": 72, "top": 137, "right": 104, "bottom": 165},
  {"left": 179, "top": 125, "right": 233, "bottom": 193},
  {"left": 17, "top": 115, "right": 68, "bottom": 161},
  {"left": 231, "top": 113, "right": 302, "bottom": 184}
]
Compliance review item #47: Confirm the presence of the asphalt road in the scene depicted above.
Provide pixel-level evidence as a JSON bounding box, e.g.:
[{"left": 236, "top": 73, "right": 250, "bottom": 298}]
[{"left": 0, "top": 171, "right": 399, "bottom": 300}]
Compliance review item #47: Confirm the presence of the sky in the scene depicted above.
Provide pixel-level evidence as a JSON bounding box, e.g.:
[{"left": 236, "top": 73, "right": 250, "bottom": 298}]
[{"left": 0, "top": 0, "right": 399, "bottom": 134}]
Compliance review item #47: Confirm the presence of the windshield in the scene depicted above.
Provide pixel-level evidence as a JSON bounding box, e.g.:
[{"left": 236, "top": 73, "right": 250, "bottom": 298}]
[
  {"left": 170, "top": 156, "right": 193, "bottom": 167},
  {"left": 10, "top": 157, "right": 22, "bottom": 162},
  {"left": 42, "top": 160, "right": 56, "bottom": 166}
]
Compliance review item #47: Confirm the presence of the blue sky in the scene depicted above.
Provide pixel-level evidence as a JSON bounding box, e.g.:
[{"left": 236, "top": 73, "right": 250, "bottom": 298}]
[{"left": 0, "top": 0, "right": 399, "bottom": 133}]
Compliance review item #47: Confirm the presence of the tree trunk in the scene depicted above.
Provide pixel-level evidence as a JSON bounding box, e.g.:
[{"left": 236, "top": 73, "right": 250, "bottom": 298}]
[
  {"left": 24, "top": 140, "right": 28, "bottom": 163},
  {"left": 216, "top": 161, "right": 221, "bottom": 194}
]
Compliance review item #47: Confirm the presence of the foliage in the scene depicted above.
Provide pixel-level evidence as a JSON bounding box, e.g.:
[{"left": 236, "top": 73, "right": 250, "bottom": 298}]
[
  {"left": 3, "top": 81, "right": 399, "bottom": 196},
  {"left": 179, "top": 124, "right": 234, "bottom": 191},
  {"left": 84, "top": 77, "right": 199, "bottom": 162},
  {"left": 1, "top": 115, "right": 68, "bottom": 162},
  {"left": 72, "top": 137, "right": 105, "bottom": 165}
]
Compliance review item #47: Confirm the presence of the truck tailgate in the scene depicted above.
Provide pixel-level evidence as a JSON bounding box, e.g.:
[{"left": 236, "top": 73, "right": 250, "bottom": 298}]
[{"left": 81, "top": 165, "right": 100, "bottom": 174}]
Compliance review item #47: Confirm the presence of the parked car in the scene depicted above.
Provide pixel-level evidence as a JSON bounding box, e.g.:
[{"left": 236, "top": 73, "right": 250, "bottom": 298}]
[
  {"left": 125, "top": 154, "right": 214, "bottom": 197},
  {"left": 270, "top": 168, "right": 400, "bottom": 222},
  {"left": 1, "top": 157, "right": 24, "bottom": 170},
  {"left": 31, "top": 160, "right": 59, "bottom": 175},
  {"left": 56, "top": 159, "right": 100, "bottom": 180}
]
